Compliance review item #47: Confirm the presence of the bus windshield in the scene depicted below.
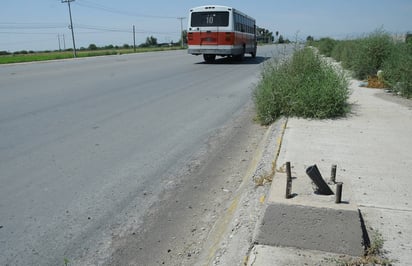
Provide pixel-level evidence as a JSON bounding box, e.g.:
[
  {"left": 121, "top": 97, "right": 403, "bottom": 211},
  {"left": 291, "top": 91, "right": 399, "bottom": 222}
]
[{"left": 190, "top": 11, "right": 229, "bottom": 27}]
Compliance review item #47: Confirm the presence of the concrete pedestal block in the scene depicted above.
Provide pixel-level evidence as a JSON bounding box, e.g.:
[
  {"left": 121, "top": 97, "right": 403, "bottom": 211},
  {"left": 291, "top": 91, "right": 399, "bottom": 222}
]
[{"left": 255, "top": 202, "right": 364, "bottom": 256}]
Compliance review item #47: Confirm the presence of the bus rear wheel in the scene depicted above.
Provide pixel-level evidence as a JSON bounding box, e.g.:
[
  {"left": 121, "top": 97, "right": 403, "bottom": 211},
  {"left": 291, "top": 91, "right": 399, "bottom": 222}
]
[
  {"left": 203, "top": 54, "right": 216, "bottom": 63},
  {"left": 234, "top": 46, "right": 245, "bottom": 61},
  {"left": 252, "top": 45, "right": 257, "bottom": 58},
  {"left": 251, "top": 47, "right": 257, "bottom": 58},
  {"left": 234, "top": 53, "right": 244, "bottom": 61}
]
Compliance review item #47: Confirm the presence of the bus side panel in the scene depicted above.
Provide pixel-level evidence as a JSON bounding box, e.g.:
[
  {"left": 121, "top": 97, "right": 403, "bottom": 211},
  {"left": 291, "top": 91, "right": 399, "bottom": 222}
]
[{"left": 234, "top": 32, "right": 256, "bottom": 50}]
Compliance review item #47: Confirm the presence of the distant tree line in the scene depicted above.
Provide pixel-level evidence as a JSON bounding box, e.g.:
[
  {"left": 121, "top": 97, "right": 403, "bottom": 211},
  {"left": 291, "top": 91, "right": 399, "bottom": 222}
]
[
  {"left": 256, "top": 27, "right": 290, "bottom": 44},
  {"left": 1, "top": 50, "right": 37, "bottom": 55},
  {"left": 0, "top": 35, "right": 183, "bottom": 55},
  {"left": 82, "top": 36, "right": 179, "bottom": 51}
]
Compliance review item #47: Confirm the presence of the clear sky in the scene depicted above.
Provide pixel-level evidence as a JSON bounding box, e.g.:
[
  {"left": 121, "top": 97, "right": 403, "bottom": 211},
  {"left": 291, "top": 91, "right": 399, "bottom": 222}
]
[{"left": 1, "top": 0, "right": 411, "bottom": 52}]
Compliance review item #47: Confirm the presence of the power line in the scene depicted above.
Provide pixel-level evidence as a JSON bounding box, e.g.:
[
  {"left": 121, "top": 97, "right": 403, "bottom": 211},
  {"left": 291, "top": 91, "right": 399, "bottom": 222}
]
[
  {"left": 1, "top": 2, "right": 186, "bottom": 51},
  {"left": 74, "top": 24, "right": 177, "bottom": 35},
  {"left": 0, "top": 36, "right": 60, "bottom": 48},
  {"left": 75, "top": 0, "right": 178, "bottom": 19},
  {"left": 75, "top": 24, "right": 132, "bottom": 33},
  {"left": 0, "top": 22, "right": 66, "bottom": 26},
  {"left": 0, "top": 31, "right": 60, "bottom": 35},
  {"left": 0, "top": 22, "right": 133, "bottom": 33},
  {"left": 0, "top": 26, "right": 63, "bottom": 29},
  {"left": 0, "top": 24, "right": 177, "bottom": 35}
]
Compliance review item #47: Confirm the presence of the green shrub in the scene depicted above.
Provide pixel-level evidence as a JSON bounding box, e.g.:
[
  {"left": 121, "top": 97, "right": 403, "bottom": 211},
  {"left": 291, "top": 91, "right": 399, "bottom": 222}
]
[
  {"left": 254, "top": 47, "right": 350, "bottom": 125},
  {"left": 382, "top": 41, "right": 412, "bottom": 98},
  {"left": 330, "top": 39, "right": 359, "bottom": 70},
  {"left": 350, "top": 30, "right": 393, "bottom": 79},
  {"left": 312, "top": 29, "right": 411, "bottom": 99},
  {"left": 316, "top": 30, "right": 393, "bottom": 80},
  {"left": 315, "top": 37, "right": 337, "bottom": 57},
  {"left": 330, "top": 41, "right": 345, "bottom": 62}
]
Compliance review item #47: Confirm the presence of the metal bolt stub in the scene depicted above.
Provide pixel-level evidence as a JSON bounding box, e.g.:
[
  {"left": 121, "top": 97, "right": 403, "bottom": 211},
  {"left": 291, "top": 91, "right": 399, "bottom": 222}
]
[
  {"left": 335, "top": 182, "right": 343, "bottom": 204},
  {"left": 285, "top": 161, "right": 293, "bottom": 199},
  {"left": 331, "top": 164, "right": 337, "bottom": 183}
]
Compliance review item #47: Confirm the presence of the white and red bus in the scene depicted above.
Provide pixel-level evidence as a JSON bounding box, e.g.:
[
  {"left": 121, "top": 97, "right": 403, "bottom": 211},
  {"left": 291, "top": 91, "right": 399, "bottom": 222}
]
[{"left": 187, "top": 5, "right": 257, "bottom": 63}]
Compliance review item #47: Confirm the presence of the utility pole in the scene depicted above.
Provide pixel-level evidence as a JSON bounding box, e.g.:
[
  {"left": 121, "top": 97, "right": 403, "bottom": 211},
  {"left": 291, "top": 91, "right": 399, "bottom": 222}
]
[
  {"left": 61, "top": 0, "right": 77, "bottom": 58},
  {"left": 57, "top": 34, "right": 61, "bottom": 51},
  {"left": 133, "top": 25, "right": 136, "bottom": 52},
  {"left": 177, "top": 17, "right": 185, "bottom": 48},
  {"left": 63, "top": 34, "right": 66, "bottom": 50}
]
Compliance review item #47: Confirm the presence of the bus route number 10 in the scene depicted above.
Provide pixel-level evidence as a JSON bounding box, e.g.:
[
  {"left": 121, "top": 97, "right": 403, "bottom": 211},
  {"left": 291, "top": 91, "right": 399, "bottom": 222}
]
[{"left": 206, "top": 14, "right": 215, "bottom": 25}]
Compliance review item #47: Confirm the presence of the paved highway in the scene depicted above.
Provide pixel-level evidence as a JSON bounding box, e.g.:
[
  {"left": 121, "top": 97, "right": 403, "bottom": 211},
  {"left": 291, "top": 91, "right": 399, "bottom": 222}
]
[{"left": 0, "top": 46, "right": 282, "bottom": 265}]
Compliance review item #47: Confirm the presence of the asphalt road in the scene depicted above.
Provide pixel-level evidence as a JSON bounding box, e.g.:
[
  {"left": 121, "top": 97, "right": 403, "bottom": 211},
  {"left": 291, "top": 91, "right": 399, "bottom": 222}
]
[{"left": 0, "top": 45, "right": 283, "bottom": 265}]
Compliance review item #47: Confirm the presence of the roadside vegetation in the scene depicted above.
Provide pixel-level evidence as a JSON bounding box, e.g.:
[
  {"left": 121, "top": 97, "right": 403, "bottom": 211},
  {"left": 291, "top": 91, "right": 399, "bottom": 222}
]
[
  {"left": 253, "top": 46, "right": 350, "bottom": 125},
  {"left": 254, "top": 29, "right": 411, "bottom": 125},
  {"left": 309, "top": 29, "right": 412, "bottom": 98}
]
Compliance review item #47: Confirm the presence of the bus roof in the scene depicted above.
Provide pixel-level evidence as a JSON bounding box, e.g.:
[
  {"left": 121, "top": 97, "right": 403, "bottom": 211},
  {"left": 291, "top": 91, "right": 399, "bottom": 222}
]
[
  {"left": 189, "top": 5, "right": 255, "bottom": 21},
  {"left": 190, "top": 5, "right": 232, "bottom": 12}
]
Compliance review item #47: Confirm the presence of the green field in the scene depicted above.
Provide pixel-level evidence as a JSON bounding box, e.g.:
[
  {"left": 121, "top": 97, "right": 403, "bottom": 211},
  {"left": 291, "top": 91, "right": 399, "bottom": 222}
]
[{"left": 0, "top": 47, "right": 184, "bottom": 64}]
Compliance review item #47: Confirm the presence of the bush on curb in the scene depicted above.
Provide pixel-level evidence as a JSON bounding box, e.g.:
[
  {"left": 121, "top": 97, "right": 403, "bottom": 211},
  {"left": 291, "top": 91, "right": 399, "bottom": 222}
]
[{"left": 254, "top": 47, "right": 350, "bottom": 125}]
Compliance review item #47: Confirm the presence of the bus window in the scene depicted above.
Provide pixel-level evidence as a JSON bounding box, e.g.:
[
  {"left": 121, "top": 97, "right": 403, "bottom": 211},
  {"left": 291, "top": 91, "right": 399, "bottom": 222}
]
[{"left": 191, "top": 11, "right": 229, "bottom": 27}]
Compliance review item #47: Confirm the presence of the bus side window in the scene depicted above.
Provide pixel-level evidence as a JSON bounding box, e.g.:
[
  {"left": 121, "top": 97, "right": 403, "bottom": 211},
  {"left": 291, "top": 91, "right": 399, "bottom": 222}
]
[{"left": 235, "top": 13, "right": 239, "bottom": 31}]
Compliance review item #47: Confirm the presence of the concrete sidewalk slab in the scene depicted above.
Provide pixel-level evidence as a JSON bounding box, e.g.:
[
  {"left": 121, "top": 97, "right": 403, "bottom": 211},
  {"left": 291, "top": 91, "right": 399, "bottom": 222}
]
[{"left": 251, "top": 81, "right": 412, "bottom": 265}]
